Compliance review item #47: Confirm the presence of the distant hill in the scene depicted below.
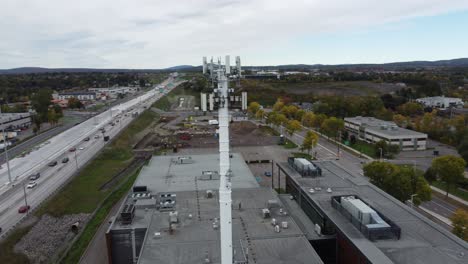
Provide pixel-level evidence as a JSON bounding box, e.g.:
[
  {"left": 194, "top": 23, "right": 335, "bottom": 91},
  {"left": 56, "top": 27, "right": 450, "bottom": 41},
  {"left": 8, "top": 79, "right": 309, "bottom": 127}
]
[
  {"left": 0, "top": 67, "right": 165, "bottom": 75},
  {"left": 1, "top": 58, "right": 467, "bottom": 74},
  {"left": 163, "top": 65, "right": 195, "bottom": 70}
]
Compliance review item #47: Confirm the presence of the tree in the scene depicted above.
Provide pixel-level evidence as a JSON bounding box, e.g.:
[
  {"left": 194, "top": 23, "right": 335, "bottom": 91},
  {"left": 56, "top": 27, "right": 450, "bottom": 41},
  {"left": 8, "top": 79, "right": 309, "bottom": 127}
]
[
  {"left": 31, "top": 89, "right": 53, "bottom": 121},
  {"left": 302, "top": 131, "right": 319, "bottom": 155},
  {"left": 53, "top": 104, "right": 63, "bottom": 119},
  {"left": 302, "top": 112, "right": 315, "bottom": 127},
  {"left": 68, "top": 97, "right": 83, "bottom": 109},
  {"left": 423, "top": 167, "right": 437, "bottom": 184},
  {"left": 374, "top": 140, "right": 400, "bottom": 159},
  {"left": 363, "top": 161, "right": 431, "bottom": 205},
  {"left": 255, "top": 109, "right": 265, "bottom": 120},
  {"left": 47, "top": 108, "right": 59, "bottom": 125},
  {"left": 397, "top": 102, "right": 423, "bottom": 117},
  {"left": 273, "top": 99, "right": 284, "bottom": 112},
  {"left": 320, "top": 117, "right": 344, "bottom": 136},
  {"left": 457, "top": 134, "right": 468, "bottom": 164},
  {"left": 450, "top": 209, "right": 468, "bottom": 241},
  {"left": 431, "top": 155, "right": 466, "bottom": 197},
  {"left": 312, "top": 113, "right": 327, "bottom": 129},
  {"left": 286, "top": 120, "right": 301, "bottom": 136},
  {"left": 247, "top": 102, "right": 261, "bottom": 116}
]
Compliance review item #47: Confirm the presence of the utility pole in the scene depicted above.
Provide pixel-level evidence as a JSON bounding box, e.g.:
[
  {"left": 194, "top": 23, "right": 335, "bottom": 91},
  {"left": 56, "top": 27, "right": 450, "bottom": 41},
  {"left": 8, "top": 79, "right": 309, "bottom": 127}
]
[
  {"left": 74, "top": 151, "right": 78, "bottom": 169},
  {"left": 379, "top": 148, "right": 383, "bottom": 161},
  {"left": 22, "top": 181, "right": 29, "bottom": 213},
  {"left": 2, "top": 129, "right": 12, "bottom": 183}
]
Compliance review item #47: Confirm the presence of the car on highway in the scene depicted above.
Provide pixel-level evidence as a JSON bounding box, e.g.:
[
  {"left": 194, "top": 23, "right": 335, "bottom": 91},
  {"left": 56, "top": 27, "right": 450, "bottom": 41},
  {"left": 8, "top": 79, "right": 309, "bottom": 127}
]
[
  {"left": 62, "top": 157, "right": 69, "bottom": 163},
  {"left": 79, "top": 147, "right": 85, "bottom": 150},
  {"left": 0, "top": 227, "right": 2, "bottom": 233},
  {"left": 29, "top": 173, "right": 41, "bottom": 181},
  {"left": 69, "top": 147, "right": 76, "bottom": 152},
  {"left": 94, "top": 135, "right": 100, "bottom": 139},
  {"left": 27, "top": 181, "right": 37, "bottom": 189},
  {"left": 18, "top": 205, "right": 31, "bottom": 214},
  {"left": 48, "top": 161, "right": 58, "bottom": 167},
  {"left": 84, "top": 137, "right": 90, "bottom": 141}
]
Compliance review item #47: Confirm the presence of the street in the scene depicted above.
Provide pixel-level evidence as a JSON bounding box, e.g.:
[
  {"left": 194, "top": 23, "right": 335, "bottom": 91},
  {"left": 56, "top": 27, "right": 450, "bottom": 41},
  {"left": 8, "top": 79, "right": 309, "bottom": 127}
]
[{"left": 0, "top": 78, "right": 179, "bottom": 239}]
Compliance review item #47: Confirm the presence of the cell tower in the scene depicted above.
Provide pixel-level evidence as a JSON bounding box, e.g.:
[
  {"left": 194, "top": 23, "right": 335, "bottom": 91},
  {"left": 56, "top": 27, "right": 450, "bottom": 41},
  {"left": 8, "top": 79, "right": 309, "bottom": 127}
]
[{"left": 202, "top": 55, "right": 238, "bottom": 264}]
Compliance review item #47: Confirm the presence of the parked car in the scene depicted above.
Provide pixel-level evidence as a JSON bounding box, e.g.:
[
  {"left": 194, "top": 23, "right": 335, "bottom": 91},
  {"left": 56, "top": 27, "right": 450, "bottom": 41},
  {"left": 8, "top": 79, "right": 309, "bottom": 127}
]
[
  {"left": 69, "top": 147, "right": 76, "bottom": 152},
  {"left": 264, "top": 171, "right": 272, "bottom": 177},
  {"left": 62, "top": 157, "right": 69, "bottom": 163},
  {"left": 27, "top": 181, "right": 37, "bottom": 189},
  {"left": 18, "top": 205, "right": 30, "bottom": 213},
  {"left": 48, "top": 161, "right": 58, "bottom": 167},
  {"left": 29, "top": 173, "right": 41, "bottom": 181},
  {"left": 84, "top": 137, "right": 90, "bottom": 141}
]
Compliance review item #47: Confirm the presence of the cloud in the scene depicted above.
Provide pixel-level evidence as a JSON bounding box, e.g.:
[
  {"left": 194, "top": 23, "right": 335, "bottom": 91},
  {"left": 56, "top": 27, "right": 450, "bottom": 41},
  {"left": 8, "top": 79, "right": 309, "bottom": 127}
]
[{"left": 0, "top": 0, "right": 467, "bottom": 68}]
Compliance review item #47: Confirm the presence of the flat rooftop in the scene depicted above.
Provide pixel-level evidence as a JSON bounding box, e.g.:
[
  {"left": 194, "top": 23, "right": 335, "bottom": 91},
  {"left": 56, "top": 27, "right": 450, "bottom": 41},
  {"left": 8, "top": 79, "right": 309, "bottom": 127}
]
[
  {"left": 135, "top": 153, "right": 260, "bottom": 193},
  {"left": 279, "top": 160, "right": 468, "bottom": 264},
  {"left": 110, "top": 154, "right": 323, "bottom": 264},
  {"left": 345, "top": 116, "right": 427, "bottom": 138}
]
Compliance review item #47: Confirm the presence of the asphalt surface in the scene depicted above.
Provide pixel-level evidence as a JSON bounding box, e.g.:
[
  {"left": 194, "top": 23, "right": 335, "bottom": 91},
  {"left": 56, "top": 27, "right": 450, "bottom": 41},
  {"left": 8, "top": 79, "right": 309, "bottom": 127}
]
[
  {"left": 0, "top": 78, "right": 179, "bottom": 240},
  {"left": 0, "top": 116, "right": 86, "bottom": 164}
]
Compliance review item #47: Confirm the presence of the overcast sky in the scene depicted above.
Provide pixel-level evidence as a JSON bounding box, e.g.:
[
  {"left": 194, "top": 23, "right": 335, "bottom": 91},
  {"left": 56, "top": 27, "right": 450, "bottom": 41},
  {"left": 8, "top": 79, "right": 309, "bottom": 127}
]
[{"left": 1, "top": 0, "right": 468, "bottom": 69}]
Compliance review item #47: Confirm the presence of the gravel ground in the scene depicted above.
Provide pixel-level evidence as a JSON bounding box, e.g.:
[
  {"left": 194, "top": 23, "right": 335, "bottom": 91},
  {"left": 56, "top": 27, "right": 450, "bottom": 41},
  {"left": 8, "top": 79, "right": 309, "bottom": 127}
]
[{"left": 15, "top": 213, "right": 90, "bottom": 263}]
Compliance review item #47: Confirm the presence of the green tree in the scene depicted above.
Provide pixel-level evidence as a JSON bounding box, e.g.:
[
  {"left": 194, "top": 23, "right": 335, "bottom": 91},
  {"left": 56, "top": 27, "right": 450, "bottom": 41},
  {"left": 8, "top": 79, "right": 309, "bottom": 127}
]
[
  {"left": 301, "top": 112, "right": 315, "bottom": 127},
  {"left": 286, "top": 120, "right": 301, "bottom": 136},
  {"left": 364, "top": 161, "right": 431, "bottom": 205},
  {"left": 302, "top": 131, "right": 319, "bottom": 155},
  {"left": 53, "top": 104, "right": 63, "bottom": 119},
  {"left": 457, "top": 134, "right": 468, "bottom": 164},
  {"left": 68, "top": 97, "right": 84, "bottom": 109},
  {"left": 320, "top": 117, "right": 344, "bottom": 136},
  {"left": 31, "top": 89, "right": 53, "bottom": 121},
  {"left": 255, "top": 109, "right": 265, "bottom": 120},
  {"left": 273, "top": 99, "right": 284, "bottom": 112},
  {"left": 247, "top": 102, "right": 261, "bottom": 116},
  {"left": 47, "top": 108, "right": 59, "bottom": 125},
  {"left": 450, "top": 209, "right": 468, "bottom": 241},
  {"left": 397, "top": 102, "right": 423, "bottom": 117},
  {"left": 431, "top": 155, "right": 466, "bottom": 197}
]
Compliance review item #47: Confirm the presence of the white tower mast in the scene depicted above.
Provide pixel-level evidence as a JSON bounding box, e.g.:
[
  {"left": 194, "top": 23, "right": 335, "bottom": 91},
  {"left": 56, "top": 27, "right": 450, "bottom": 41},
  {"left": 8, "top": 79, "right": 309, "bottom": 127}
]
[{"left": 217, "top": 61, "right": 233, "bottom": 264}]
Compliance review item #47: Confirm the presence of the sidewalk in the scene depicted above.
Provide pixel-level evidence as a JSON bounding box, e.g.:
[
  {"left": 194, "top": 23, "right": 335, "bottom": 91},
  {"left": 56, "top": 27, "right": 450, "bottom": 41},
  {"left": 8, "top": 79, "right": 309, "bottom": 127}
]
[{"left": 430, "top": 185, "right": 468, "bottom": 206}]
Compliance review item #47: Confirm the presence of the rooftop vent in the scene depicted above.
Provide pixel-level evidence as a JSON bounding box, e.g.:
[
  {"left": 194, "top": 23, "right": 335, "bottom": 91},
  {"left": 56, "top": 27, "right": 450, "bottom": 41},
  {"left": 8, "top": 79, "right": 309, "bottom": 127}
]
[{"left": 120, "top": 204, "right": 135, "bottom": 225}]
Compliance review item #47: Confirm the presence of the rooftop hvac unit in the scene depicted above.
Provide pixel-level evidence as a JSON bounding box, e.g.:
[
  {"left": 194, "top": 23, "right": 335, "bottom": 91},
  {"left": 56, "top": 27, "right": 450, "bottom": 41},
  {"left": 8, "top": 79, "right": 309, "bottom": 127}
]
[
  {"left": 262, "top": 208, "right": 271, "bottom": 218},
  {"left": 120, "top": 204, "right": 135, "bottom": 225},
  {"left": 169, "top": 211, "right": 179, "bottom": 223},
  {"left": 267, "top": 200, "right": 280, "bottom": 209}
]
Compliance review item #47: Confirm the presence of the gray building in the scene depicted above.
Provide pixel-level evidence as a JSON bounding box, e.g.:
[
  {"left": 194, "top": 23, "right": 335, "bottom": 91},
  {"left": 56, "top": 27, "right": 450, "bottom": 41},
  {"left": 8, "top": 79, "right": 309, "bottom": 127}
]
[
  {"left": 56, "top": 91, "right": 96, "bottom": 101},
  {"left": 106, "top": 154, "right": 323, "bottom": 264},
  {"left": 416, "top": 96, "right": 464, "bottom": 109},
  {"left": 278, "top": 159, "right": 467, "bottom": 264},
  {"left": 344, "top": 116, "right": 428, "bottom": 151},
  {"left": 0, "top": 112, "right": 32, "bottom": 132}
]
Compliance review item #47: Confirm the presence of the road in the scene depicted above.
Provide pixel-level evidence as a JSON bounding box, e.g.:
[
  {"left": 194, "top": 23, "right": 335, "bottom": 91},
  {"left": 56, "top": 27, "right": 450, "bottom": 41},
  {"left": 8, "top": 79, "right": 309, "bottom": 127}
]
[{"left": 0, "top": 77, "right": 180, "bottom": 239}]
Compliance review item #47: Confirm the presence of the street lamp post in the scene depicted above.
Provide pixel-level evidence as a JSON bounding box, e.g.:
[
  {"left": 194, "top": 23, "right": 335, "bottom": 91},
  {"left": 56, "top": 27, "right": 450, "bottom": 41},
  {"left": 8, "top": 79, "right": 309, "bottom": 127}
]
[
  {"left": 22, "top": 181, "right": 29, "bottom": 214},
  {"left": 410, "top": 194, "right": 418, "bottom": 209},
  {"left": 74, "top": 151, "right": 78, "bottom": 169},
  {"left": 2, "top": 129, "right": 12, "bottom": 183}
]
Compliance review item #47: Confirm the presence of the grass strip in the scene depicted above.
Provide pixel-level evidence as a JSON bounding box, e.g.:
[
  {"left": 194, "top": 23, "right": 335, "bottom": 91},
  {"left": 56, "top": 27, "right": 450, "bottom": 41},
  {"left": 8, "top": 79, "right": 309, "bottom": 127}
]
[{"left": 60, "top": 167, "right": 141, "bottom": 264}]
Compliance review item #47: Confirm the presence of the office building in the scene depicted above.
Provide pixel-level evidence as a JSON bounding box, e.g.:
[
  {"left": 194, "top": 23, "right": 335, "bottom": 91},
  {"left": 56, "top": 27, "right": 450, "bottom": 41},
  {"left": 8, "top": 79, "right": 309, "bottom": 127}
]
[{"left": 344, "top": 117, "right": 428, "bottom": 151}]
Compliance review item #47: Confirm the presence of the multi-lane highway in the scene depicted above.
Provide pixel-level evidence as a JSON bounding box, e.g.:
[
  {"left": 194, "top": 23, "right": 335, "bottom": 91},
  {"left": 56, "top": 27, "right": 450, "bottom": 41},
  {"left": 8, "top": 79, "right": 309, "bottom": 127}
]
[{"left": 0, "top": 78, "right": 178, "bottom": 238}]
